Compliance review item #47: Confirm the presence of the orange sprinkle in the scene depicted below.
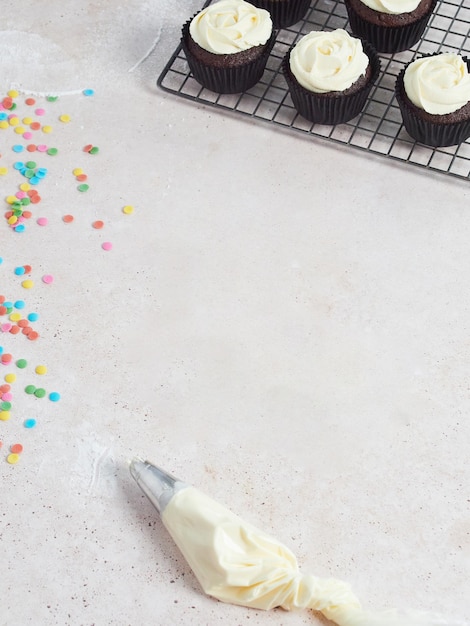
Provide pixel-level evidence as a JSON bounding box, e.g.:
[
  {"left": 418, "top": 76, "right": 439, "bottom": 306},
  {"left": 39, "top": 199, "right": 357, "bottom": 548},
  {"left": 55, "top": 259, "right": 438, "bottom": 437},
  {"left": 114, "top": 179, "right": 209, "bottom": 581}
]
[
  {"left": 25, "top": 98, "right": 36, "bottom": 105},
  {"left": 10, "top": 443, "right": 23, "bottom": 454},
  {"left": 4, "top": 211, "right": 13, "bottom": 219},
  {"left": 17, "top": 319, "right": 29, "bottom": 328},
  {"left": 63, "top": 214, "right": 74, "bottom": 223},
  {"left": 26, "top": 144, "right": 37, "bottom": 152},
  {"left": 0, "top": 384, "right": 11, "bottom": 393},
  {"left": 27, "top": 331, "right": 39, "bottom": 341},
  {"left": 30, "top": 195, "right": 41, "bottom": 204},
  {"left": 92, "top": 220, "right": 104, "bottom": 229},
  {"left": 9, "top": 325, "right": 20, "bottom": 334},
  {"left": 23, "top": 265, "right": 32, "bottom": 273},
  {"left": 0, "top": 306, "right": 7, "bottom": 315},
  {"left": 1, "top": 354, "right": 12, "bottom": 364},
  {"left": 22, "top": 326, "right": 32, "bottom": 336},
  {"left": 30, "top": 122, "right": 41, "bottom": 130},
  {"left": 76, "top": 174, "right": 88, "bottom": 182},
  {"left": 22, "top": 210, "right": 32, "bottom": 219},
  {"left": 83, "top": 144, "right": 93, "bottom": 152}
]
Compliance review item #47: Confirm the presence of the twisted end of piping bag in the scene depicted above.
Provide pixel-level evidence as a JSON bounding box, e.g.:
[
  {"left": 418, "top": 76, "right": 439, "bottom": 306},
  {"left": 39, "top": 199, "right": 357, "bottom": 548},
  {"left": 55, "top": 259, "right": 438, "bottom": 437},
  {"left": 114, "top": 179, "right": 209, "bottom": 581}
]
[{"left": 129, "top": 460, "right": 464, "bottom": 626}]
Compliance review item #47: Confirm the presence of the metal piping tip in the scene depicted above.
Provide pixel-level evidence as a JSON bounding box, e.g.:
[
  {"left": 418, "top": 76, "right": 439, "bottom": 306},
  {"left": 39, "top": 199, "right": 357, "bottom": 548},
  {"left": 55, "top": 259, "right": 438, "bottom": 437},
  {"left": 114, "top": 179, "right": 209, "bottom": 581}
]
[{"left": 129, "top": 457, "right": 188, "bottom": 515}]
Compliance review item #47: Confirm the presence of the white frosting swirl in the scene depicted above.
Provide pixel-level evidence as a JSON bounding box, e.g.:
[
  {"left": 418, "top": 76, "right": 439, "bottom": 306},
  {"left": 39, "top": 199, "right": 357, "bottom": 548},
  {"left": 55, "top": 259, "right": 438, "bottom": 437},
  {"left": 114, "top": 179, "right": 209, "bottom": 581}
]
[
  {"left": 289, "top": 29, "right": 369, "bottom": 94},
  {"left": 189, "top": 0, "right": 272, "bottom": 55},
  {"left": 404, "top": 53, "right": 470, "bottom": 115},
  {"left": 358, "top": 0, "right": 421, "bottom": 14}
]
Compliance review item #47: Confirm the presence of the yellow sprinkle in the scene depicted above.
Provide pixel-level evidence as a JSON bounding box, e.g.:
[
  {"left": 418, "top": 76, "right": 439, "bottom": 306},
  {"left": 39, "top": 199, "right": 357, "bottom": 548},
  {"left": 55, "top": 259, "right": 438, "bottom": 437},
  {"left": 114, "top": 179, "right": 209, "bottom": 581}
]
[
  {"left": 8, "top": 215, "right": 18, "bottom": 225},
  {"left": 72, "top": 167, "right": 83, "bottom": 176},
  {"left": 19, "top": 182, "right": 31, "bottom": 191},
  {"left": 14, "top": 126, "right": 26, "bottom": 134},
  {"left": 22, "top": 116, "right": 33, "bottom": 125},
  {"left": 6, "top": 195, "right": 17, "bottom": 204},
  {"left": 42, "top": 125, "right": 53, "bottom": 133},
  {"left": 9, "top": 116, "right": 19, "bottom": 126},
  {"left": 35, "top": 365, "right": 48, "bottom": 375},
  {"left": 7, "top": 89, "right": 19, "bottom": 98},
  {"left": 9, "top": 312, "right": 21, "bottom": 322},
  {"left": 0, "top": 167, "right": 8, "bottom": 176},
  {"left": 21, "top": 279, "right": 34, "bottom": 289},
  {"left": 122, "top": 205, "right": 134, "bottom": 214},
  {"left": 4, "top": 373, "right": 16, "bottom": 383},
  {"left": 0, "top": 411, "right": 11, "bottom": 422},
  {"left": 59, "top": 114, "right": 71, "bottom": 123},
  {"left": 0, "top": 121, "right": 8, "bottom": 129},
  {"left": 6, "top": 453, "right": 20, "bottom": 464}
]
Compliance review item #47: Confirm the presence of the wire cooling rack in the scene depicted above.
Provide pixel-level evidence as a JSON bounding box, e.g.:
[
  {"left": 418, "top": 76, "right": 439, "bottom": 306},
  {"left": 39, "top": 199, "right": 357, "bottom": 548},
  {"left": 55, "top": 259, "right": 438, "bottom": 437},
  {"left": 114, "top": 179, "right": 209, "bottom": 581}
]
[{"left": 158, "top": 0, "right": 470, "bottom": 180}]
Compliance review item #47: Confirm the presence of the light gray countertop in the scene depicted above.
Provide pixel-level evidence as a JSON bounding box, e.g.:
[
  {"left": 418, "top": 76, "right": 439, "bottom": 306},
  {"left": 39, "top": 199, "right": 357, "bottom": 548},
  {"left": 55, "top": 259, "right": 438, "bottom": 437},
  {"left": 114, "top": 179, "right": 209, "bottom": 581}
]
[{"left": 1, "top": 1, "right": 469, "bottom": 625}]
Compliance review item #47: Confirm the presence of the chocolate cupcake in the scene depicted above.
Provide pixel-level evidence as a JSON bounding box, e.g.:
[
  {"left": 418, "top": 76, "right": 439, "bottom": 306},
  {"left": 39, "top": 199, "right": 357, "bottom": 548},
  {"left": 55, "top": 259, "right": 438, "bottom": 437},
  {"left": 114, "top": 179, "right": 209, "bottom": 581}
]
[
  {"left": 181, "top": 0, "right": 275, "bottom": 94},
  {"left": 249, "top": 0, "right": 311, "bottom": 29},
  {"left": 395, "top": 53, "right": 470, "bottom": 147},
  {"left": 282, "top": 29, "right": 380, "bottom": 125},
  {"left": 343, "top": 0, "right": 437, "bottom": 53}
]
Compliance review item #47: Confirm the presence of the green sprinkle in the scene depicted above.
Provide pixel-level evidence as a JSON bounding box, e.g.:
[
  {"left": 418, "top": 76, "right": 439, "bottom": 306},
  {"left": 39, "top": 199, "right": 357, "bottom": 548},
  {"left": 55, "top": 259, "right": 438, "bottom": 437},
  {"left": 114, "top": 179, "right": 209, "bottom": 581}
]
[
  {"left": 25, "top": 384, "right": 36, "bottom": 394},
  {"left": 46, "top": 96, "right": 58, "bottom": 101},
  {"left": 77, "top": 183, "right": 89, "bottom": 192},
  {"left": 47, "top": 147, "right": 58, "bottom": 156},
  {"left": 16, "top": 359, "right": 28, "bottom": 369},
  {"left": 25, "top": 161, "right": 37, "bottom": 169},
  {"left": 0, "top": 401, "right": 12, "bottom": 410},
  {"left": 34, "top": 388, "right": 46, "bottom": 398},
  {"left": 89, "top": 146, "right": 99, "bottom": 154}
]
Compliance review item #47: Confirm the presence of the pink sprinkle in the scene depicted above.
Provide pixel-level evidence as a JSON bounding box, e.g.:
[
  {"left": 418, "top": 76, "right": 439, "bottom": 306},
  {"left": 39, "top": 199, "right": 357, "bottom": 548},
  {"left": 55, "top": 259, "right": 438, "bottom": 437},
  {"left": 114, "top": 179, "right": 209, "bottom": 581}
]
[
  {"left": 2, "top": 392, "right": 13, "bottom": 402},
  {"left": 37, "top": 217, "right": 48, "bottom": 226},
  {"left": 101, "top": 242, "right": 112, "bottom": 251},
  {"left": 8, "top": 113, "right": 17, "bottom": 120},
  {"left": 23, "top": 131, "right": 33, "bottom": 140},
  {"left": 1, "top": 323, "right": 12, "bottom": 332},
  {"left": 37, "top": 144, "right": 48, "bottom": 152},
  {"left": 16, "top": 191, "right": 27, "bottom": 199},
  {"left": 42, "top": 274, "right": 54, "bottom": 284},
  {"left": 35, "top": 108, "right": 45, "bottom": 116}
]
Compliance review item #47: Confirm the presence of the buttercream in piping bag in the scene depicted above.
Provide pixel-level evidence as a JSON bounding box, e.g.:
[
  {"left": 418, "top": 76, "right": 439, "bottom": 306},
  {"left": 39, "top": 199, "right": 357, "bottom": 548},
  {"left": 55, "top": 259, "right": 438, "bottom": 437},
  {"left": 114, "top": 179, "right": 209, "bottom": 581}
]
[
  {"left": 358, "top": 0, "right": 421, "bottom": 14},
  {"left": 189, "top": 0, "right": 272, "bottom": 55},
  {"left": 129, "top": 459, "right": 464, "bottom": 626},
  {"left": 404, "top": 53, "right": 470, "bottom": 115}
]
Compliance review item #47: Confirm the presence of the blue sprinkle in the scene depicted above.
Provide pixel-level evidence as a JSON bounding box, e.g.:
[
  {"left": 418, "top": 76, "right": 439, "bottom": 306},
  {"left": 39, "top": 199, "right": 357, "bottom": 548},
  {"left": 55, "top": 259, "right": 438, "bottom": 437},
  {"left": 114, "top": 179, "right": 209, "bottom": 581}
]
[
  {"left": 0, "top": 257, "right": 3, "bottom": 264},
  {"left": 29, "top": 176, "right": 40, "bottom": 185},
  {"left": 0, "top": 112, "right": 7, "bottom": 120},
  {"left": 36, "top": 168, "right": 47, "bottom": 178},
  {"left": 13, "top": 144, "right": 24, "bottom": 153},
  {"left": 24, "top": 418, "right": 37, "bottom": 429},
  {"left": 13, "top": 161, "right": 24, "bottom": 170},
  {"left": 3, "top": 301, "right": 13, "bottom": 309},
  {"left": 0, "top": 346, "right": 3, "bottom": 354},
  {"left": 49, "top": 392, "right": 61, "bottom": 402},
  {"left": 14, "top": 300, "right": 25, "bottom": 309},
  {"left": 28, "top": 312, "right": 39, "bottom": 321},
  {"left": 15, "top": 224, "right": 26, "bottom": 232},
  {"left": 83, "top": 88, "right": 94, "bottom": 96},
  {"left": 14, "top": 266, "right": 25, "bottom": 275}
]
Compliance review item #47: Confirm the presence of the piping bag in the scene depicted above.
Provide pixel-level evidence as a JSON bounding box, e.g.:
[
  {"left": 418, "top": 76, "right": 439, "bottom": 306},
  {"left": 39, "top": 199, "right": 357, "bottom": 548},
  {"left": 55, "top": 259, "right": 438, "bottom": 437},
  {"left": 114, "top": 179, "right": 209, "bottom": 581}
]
[{"left": 129, "top": 459, "right": 463, "bottom": 626}]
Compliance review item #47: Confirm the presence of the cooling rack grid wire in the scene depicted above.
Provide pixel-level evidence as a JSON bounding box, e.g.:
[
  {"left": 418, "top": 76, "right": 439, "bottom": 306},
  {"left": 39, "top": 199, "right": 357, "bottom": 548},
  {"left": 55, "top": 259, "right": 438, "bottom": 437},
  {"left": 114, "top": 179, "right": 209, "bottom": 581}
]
[{"left": 158, "top": 0, "right": 470, "bottom": 181}]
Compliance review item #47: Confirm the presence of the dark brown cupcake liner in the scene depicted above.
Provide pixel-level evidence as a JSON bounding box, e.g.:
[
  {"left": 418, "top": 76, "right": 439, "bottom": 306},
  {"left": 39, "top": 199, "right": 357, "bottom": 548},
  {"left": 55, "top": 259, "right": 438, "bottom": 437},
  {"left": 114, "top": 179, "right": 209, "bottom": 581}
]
[
  {"left": 395, "top": 55, "right": 470, "bottom": 146},
  {"left": 344, "top": 0, "right": 437, "bottom": 53},
  {"left": 282, "top": 39, "right": 381, "bottom": 125},
  {"left": 181, "top": 19, "right": 275, "bottom": 94},
  {"left": 250, "top": 0, "right": 311, "bottom": 29}
]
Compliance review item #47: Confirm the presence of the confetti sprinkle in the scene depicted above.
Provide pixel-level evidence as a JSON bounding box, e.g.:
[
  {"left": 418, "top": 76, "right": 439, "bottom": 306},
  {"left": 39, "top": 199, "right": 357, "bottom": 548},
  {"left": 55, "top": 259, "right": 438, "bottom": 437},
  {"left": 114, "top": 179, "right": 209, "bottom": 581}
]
[
  {"left": 82, "top": 89, "right": 94, "bottom": 96},
  {"left": 49, "top": 391, "right": 60, "bottom": 402},
  {"left": 6, "top": 453, "right": 20, "bottom": 464},
  {"left": 35, "top": 365, "right": 47, "bottom": 375},
  {"left": 37, "top": 217, "right": 48, "bottom": 226},
  {"left": 24, "top": 418, "right": 37, "bottom": 429},
  {"left": 63, "top": 214, "right": 74, "bottom": 223},
  {"left": 101, "top": 242, "right": 112, "bottom": 251},
  {"left": 16, "top": 359, "right": 28, "bottom": 369},
  {"left": 42, "top": 274, "right": 54, "bottom": 284},
  {"left": 92, "top": 220, "right": 104, "bottom": 229},
  {"left": 77, "top": 183, "right": 89, "bottom": 192},
  {"left": 21, "top": 279, "right": 34, "bottom": 289},
  {"left": 123, "top": 205, "right": 134, "bottom": 214},
  {"left": 10, "top": 443, "right": 23, "bottom": 454},
  {"left": 59, "top": 114, "right": 71, "bottom": 123}
]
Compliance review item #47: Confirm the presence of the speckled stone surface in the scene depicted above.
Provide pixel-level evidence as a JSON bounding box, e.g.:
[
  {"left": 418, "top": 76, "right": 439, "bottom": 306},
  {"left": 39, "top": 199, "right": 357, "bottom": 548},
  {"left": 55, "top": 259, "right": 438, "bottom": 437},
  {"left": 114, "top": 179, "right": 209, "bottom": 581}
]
[{"left": 0, "top": 2, "right": 469, "bottom": 625}]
